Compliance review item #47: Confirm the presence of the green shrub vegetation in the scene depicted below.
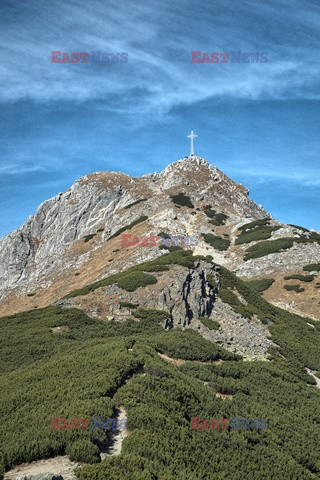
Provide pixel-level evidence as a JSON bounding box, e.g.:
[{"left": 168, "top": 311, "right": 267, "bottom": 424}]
[
  {"left": 133, "top": 308, "right": 170, "bottom": 323},
  {"left": 111, "top": 271, "right": 156, "bottom": 292},
  {"left": 170, "top": 193, "right": 194, "bottom": 208},
  {"left": 238, "top": 218, "right": 271, "bottom": 231},
  {"left": 119, "top": 302, "right": 139, "bottom": 309},
  {"left": 245, "top": 278, "right": 275, "bottom": 294},
  {"left": 158, "top": 233, "right": 185, "bottom": 252},
  {"left": 64, "top": 270, "right": 157, "bottom": 298},
  {"left": 2, "top": 259, "right": 320, "bottom": 479},
  {"left": 199, "top": 316, "right": 220, "bottom": 330},
  {"left": 206, "top": 273, "right": 218, "bottom": 289},
  {"left": 203, "top": 205, "right": 228, "bottom": 226},
  {"left": 288, "top": 224, "right": 310, "bottom": 232},
  {"left": 150, "top": 329, "right": 239, "bottom": 362},
  {"left": 244, "top": 237, "right": 309, "bottom": 261},
  {"left": 235, "top": 225, "right": 280, "bottom": 245},
  {"left": 310, "top": 231, "right": 320, "bottom": 242},
  {"left": 66, "top": 439, "right": 100, "bottom": 463},
  {"left": 64, "top": 250, "right": 204, "bottom": 299},
  {"left": 284, "top": 274, "right": 314, "bottom": 282},
  {"left": 108, "top": 216, "right": 149, "bottom": 240},
  {"left": 283, "top": 284, "right": 305, "bottom": 293},
  {"left": 303, "top": 263, "right": 320, "bottom": 272},
  {"left": 83, "top": 233, "right": 96, "bottom": 243},
  {"left": 201, "top": 233, "right": 230, "bottom": 251}
]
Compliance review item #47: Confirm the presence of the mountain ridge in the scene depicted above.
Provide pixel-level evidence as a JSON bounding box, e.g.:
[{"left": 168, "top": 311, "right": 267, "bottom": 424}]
[{"left": 0, "top": 155, "right": 319, "bottom": 321}]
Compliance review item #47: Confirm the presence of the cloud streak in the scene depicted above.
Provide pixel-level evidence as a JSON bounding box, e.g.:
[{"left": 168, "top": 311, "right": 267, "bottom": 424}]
[{"left": 1, "top": 0, "right": 319, "bottom": 114}]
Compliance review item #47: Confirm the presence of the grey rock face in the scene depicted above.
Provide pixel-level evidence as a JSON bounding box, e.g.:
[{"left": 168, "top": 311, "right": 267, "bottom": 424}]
[
  {"left": 108, "top": 261, "right": 220, "bottom": 328},
  {"left": 0, "top": 179, "right": 122, "bottom": 298},
  {"left": 236, "top": 242, "right": 320, "bottom": 278},
  {"left": 194, "top": 299, "right": 275, "bottom": 360},
  {"left": 158, "top": 261, "right": 219, "bottom": 327}
]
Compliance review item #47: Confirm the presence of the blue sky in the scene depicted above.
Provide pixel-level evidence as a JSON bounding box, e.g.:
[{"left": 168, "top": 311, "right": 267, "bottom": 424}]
[{"left": 1, "top": 0, "right": 319, "bottom": 238}]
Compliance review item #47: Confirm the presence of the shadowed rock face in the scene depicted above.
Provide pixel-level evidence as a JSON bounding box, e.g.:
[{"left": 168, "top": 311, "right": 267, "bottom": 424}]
[{"left": 156, "top": 260, "right": 219, "bottom": 328}]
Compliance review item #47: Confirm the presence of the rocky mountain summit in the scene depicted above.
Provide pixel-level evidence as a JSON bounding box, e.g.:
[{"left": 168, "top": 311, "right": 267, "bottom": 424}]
[{"left": 0, "top": 155, "right": 319, "bottom": 327}]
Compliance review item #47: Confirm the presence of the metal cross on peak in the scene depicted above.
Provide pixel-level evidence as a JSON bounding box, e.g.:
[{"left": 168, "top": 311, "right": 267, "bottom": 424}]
[{"left": 187, "top": 130, "right": 197, "bottom": 156}]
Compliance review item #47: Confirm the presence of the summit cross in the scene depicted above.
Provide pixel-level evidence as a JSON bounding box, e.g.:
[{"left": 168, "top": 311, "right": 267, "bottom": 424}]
[{"left": 187, "top": 131, "right": 197, "bottom": 156}]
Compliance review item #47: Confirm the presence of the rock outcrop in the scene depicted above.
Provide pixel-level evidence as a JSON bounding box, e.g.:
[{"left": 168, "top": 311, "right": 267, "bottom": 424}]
[{"left": 107, "top": 260, "right": 220, "bottom": 328}]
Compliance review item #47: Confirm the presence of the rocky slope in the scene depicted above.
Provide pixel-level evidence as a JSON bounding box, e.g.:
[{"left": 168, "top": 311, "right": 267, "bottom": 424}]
[{"left": 0, "top": 155, "right": 319, "bottom": 324}]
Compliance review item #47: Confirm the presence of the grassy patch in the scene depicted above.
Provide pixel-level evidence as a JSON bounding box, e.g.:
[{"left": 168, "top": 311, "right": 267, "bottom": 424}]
[{"left": 202, "top": 233, "right": 230, "bottom": 251}]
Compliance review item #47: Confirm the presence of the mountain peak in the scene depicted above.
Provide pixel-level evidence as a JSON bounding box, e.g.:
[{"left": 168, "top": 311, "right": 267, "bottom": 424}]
[{"left": 1, "top": 154, "right": 319, "bottom": 322}]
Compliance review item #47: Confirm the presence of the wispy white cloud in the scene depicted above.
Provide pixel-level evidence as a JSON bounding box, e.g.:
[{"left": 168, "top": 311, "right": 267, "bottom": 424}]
[
  {"left": 229, "top": 166, "right": 320, "bottom": 187},
  {"left": 0, "top": 0, "right": 319, "bottom": 113}
]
